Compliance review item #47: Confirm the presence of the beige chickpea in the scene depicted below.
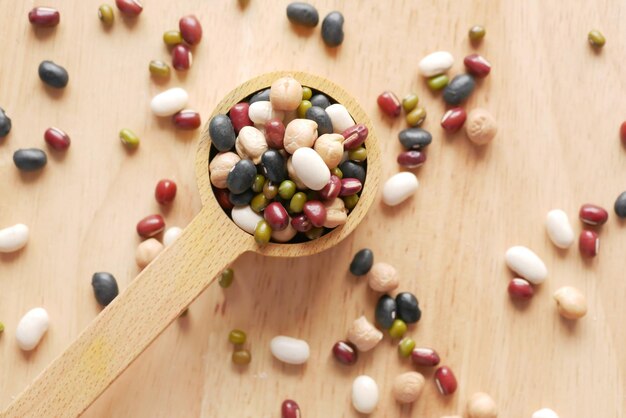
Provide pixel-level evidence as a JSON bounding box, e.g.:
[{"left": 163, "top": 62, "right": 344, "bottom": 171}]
[
  {"left": 283, "top": 119, "right": 318, "bottom": 154},
  {"left": 135, "top": 238, "right": 164, "bottom": 269},
  {"left": 323, "top": 198, "right": 348, "bottom": 228},
  {"left": 347, "top": 316, "right": 383, "bottom": 352},
  {"left": 467, "top": 392, "right": 498, "bottom": 418},
  {"left": 392, "top": 371, "right": 425, "bottom": 403},
  {"left": 235, "top": 126, "right": 268, "bottom": 164},
  {"left": 314, "top": 133, "right": 344, "bottom": 169},
  {"left": 287, "top": 157, "right": 307, "bottom": 189},
  {"left": 553, "top": 286, "right": 587, "bottom": 319},
  {"left": 368, "top": 262, "right": 399, "bottom": 292},
  {"left": 465, "top": 108, "right": 497, "bottom": 145},
  {"left": 209, "top": 152, "right": 240, "bottom": 189},
  {"left": 269, "top": 76, "right": 303, "bottom": 111}
]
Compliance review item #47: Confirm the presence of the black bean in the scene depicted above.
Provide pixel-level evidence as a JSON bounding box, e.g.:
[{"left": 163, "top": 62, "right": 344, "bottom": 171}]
[
  {"left": 13, "top": 148, "right": 47, "bottom": 171},
  {"left": 226, "top": 159, "right": 257, "bottom": 194},
  {"left": 305, "top": 106, "right": 333, "bottom": 135},
  {"left": 209, "top": 114, "right": 236, "bottom": 152},
  {"left": 229, "top": 189, "right": 254, "bottom": 206},
  {"left": 349, "top": 248, "right": 373, "bottom": 275},
  {"left": 615, "top": 191, "right": 626, "bottom": 218},
  {"left": 261, "top": 149, "right": 286, "bottom": 183},
  {"left": 286, "top": 2, "right": 319, "bottom": 27},
  {"left": 395, "top": 292, "right": 421, "bottom": 323},
  {"left": 321, "top": 11, "right": 344, "bottom": 47},
  {"left": 398, "top": 128, "right": 432, "bottom": 150},
  {"left": 0, "top": 108, "right": 11, "bottom": 138},
  {"left": 375, "top": 294, "right": 397, "bottom": 329},
  {"left": 442, "top": 74, "right": 475, "bottom": 105},
  {"left": 309, "top": 94, "right": 331, "bottom": 109},
  {"left": 91, "top": 272, "right": 119, "bottom": 306},
  {"left": 339, "top": 161, "right": 365, "bottom": 183},
  {"left": 249, "top": 88, "right": 270, "bottom": 104},
  {"left": 38, "top": 60, "right": 69, "bottom": 89}
]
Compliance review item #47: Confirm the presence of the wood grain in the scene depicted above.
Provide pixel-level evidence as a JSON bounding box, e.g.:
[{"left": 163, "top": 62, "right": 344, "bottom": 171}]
[{"left": 1, "top": 0, "right": 625, "bottom": 417}]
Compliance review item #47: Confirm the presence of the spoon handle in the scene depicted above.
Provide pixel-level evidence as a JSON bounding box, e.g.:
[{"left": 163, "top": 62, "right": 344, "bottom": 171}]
[{"left": 3, "top": 207, "right": 251, "bottom": 418}]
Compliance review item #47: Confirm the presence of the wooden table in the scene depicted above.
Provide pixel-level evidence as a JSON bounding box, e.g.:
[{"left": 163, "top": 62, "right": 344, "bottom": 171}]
[{"left": 1, "top": 1, "right": 625, "bottom": 416}]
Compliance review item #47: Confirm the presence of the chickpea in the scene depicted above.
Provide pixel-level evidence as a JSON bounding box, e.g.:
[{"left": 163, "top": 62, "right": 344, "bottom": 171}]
[
  {"left": 347, "top": 316, "right": 382, "bottom": 352},
  {"left": 284, "top": 119, "right": 318, "bottom": 154},
  {"left": 314, "top": 133, "right": 344, "bottom": 168},
  {"left": 135, "top": 238, "right": 164, "bottom": 269},
  {"left": 553, "top": 286, "right": 587, "bottom": 319},
  {"left": 392, "top": 372, "right": 424, "bottom": 403},
  {"left": 323, "top": 198, "right": 347, "bottom": 228},
  {"left": 235, "top": 126, "right": 268, "bottom": 164},
  {"left": 467, "top": 392, "right": 498, "bottom": 418},
  {"left": 269, "top": 76, "right": 303, "bottom": 111},
  {"left": 465, "top": 108, "right": 497, "bottom": 145},
  {"left": 209, "top": 152, "right": 240, "bottom": 188},
  {"left": 368, "top": 262, "right": 399, "bottom": 292}
]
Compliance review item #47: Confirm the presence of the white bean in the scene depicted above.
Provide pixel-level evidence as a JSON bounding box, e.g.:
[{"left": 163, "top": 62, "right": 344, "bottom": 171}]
[
  {"left": 231, "top": 206, "right": 263, "bottom": 235},
  {"left": 270, "top": 335, "right": 310, "bottom": 365},
  {"left": 291, "top": 147, "right": 331, "bottom": 190},
  {"left": 163, "top": 226, "right": 183, "bottom": 246},
  {"left": 418, "top": 51, "right": 454, "bottom": 77},
  {"left": 545, "top": 209, "right": 574, "bottom": 249},
  {"left": 531, "top": 408, "right": 559, "bottom": 418},
  {"left": 382, "top": 172, "right": 419, "bottom": 206},
  {"left": 150, "top": 87, "right": 189, "bottom": 117},
  {"left": 505, "top": 246, "right": 548, "bottom": 284},
  {"left": 16, "top": 307, "right": 49, "bottom": 351},
  {"left": 0, "top": 223, "right": 29, "bottom": 253},
  {"left": 325, "top": 104, "right": 355, "bottom": 133},
  {"left": 248, "top": 101, "right": 284, "bottom": 125},
  {"left": 352, "top": 375, "right": 379, "bottom": 414}
]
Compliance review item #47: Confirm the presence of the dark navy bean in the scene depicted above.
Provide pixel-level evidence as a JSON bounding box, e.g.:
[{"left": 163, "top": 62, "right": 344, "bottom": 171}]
[
  {"left": 309, "top": 94, "right": 331, "bottom": 109},
  {"left": 261, "top": 150, "right": 286, "bottom": 183},
  {"left": 395, "top": 292, "right": 421, "bottom": 323},
  {"left": 226, "top": 159, "right": 257, "bottom": 194},
  {"left": 13, "top": 148, "right": 47, "bottom": 171},
  {"left": 209, "top": 114, "right": 236, "bottom": 152},
  {"left": 375, "top": 294, "right": 397, "bottom": 329},
  {"left": 305, "top": 106, "right": 333, "bottom": 135},
  {"left": 321, "top": 11, "right": 344, "bottom": 47},
  {"left": 442, "top": 74, "right": 475, "bottom": 105},
  {"left": 249, "top": 88, "right": 270, "bottom": 104},
  {"left": 338, "top": 161, "right": 365, "bottom": 184},
  {"left": 349, "top": 248, "right": 373, "bottom": 275},
  {"left": 286, "top": 2, "right": 319, "bottom": 27},
  {"left": 398, "top": 128, "right": 432, "bottom": 150},
  {"left": 38, "top": 60, "right": 69, "bottom": 89},
  {"left": 229, "top": 189, "right": 254, "bottom": 206},
  {"left": 91, "top": 272, "right": 119, "bottom": 306},
  {"left": 0, "top": 108, "right": 11, "bottom": 138},
  {"left": 615, "top": 191, "right": 626, "bottom": 218}
]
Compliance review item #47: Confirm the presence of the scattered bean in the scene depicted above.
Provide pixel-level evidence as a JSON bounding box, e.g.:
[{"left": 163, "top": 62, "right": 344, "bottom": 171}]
[
  {"left": 427, "top": 74, "right": 449, "bottom": 91},
  {"left": 396, "top": 292, "right": 421, "bottom": 323},
  {"left": 352, "top": 375, "right": 379, "bottom": 414},
  {"left": 350, "top": 248, "right": 374, "bottom": 275},
  {"left": 614, "top": 191, "right": 626, "bottom": 218},
  {"left": 467, "top": 392, "right": 498, "bottom": 418},
  {"left": 402, "top": 93, "right": 419, "bottom": 112},
  {"left": 28, "top": 7, "right": 60, "bottom": 27},
  {"left": 163, "top": 30, "right": 183, "bottom": 46},
  {"left": 368, "top": 262, "right": 399, "bottom": 292},
  {"left": 284, "top": 119, "right": 318, "bottom": 153},
  {"left": 115, "top": 0, "right": 143, "bottom": 16},
  {"left": 465, "top": 108, "right": 497, "bottom": 145},
  {"left": 172, "top": 44, "right": 192, "bottom": 70},
  {"left": 377, "top": 91, "right": 401, "bottom": 117},
  {"left": 136, "top": 214, "right": 165, "bottom": 238},
  {"left": 155, "top": 179, "right": 177, "bottom": 205},
  {"left": 342, "top": 124, "right": 368, "bottom": 150},
  {"left": 388, "top": 318, "right": 407, "bottom": 339},
  {"left": 281, "top": 400, "right": 301, "bottom": 418},
  {"left": 119, "top": 128, "right": 139, "bottom": 148},
  {"left": 209, "top": 152, "right": 240, "bottom": 188},
  {"left": 443, "top": 74, "right": 476, "bottom": 105},
  {"left": 554, "top": 286, "right": 587, "bottom": 319},
  {"left": 135, "top": 238, "right": 164, "bottom": 268},
  {"left": 398, "top": 337, "right": 416, "bottom": 357},
  {"left": 469, "top": 25, "right": 486, "bottom": 41},
  {"left": 406, "top": 107, "right": 427, "bottom": 127},
  {"left": 532, "top": 408, "right": 559, "bottom": 418},
  {"left": 163, "top": 226, "right": 182, "bottom": 246},
  {"left": 228, "top": 329, "right": 246, "bottom": 345},
  {"left": 286, "top": 2, "right": 319, "bottom": 27},
  {"left": 375, "top": 295, "right": 396, "bottom": 329},
  {"left": 418, "top": 51, "right": 454, "bottom": 77},
  {"left": 232, "top": 349, "right": 251, "bottom": 365},
  {"left": 321, "top": 11, "right": 344, "bottom": 47},
  {"left": 545, "top": 209, "right": 574, "bottom": 249},
  {"left": 508, "top": 278, "right": 534, "bottom": 299},
  {"left": 332, "top": 340, "right": 358, "bottom": 365},
  {"left": 179, "top": 15, "right": 202, "bottom": 45},
  {"left": 98, "top": 4, "right": 114, "bottom": 24},
  {"left": 0, "top": 107, "right": 12, "bottom": 138},
  {"left": 399, "top": 127, "right": 432, "bottom": 149},
  {"left": 0, "top": 223, "right": 29, "bottom": 253},
  {"left": 149, "top": 60, "right": 171, "bottom": 78},
  {"left": 505, "top": 246, "right": 547, "bottom": 284},
  {"left": 411, "top": 347, "right": 441, "bottom": 367},
  {"left": 441, "top": 107, "right": 467, "bottom": 133},
  {"left": 347, "top": 316, "right": 383, "bottom": 352},
  {"left": 464, "top": 54, "right": 492, "bottom": 78},
  {"left": 270, "top": 335, "right": 310, "bottom": 364},
  {"left": 325, "top": 104, "right": 355, "bottom": 133},
  {"left": 397, "top": 150, "right": 426, "bottom": 168},
  {"left": 392, "top": 371, "right": 424, "bottom": 404},
  {"left": 588, "top": 30, "right": 605, "bottom": 48},
  {"left": 579, "top": 204, "right": 608, "bottom": 225},
  {"left": 16, "top": 307, "right": 49, "bottom": 351},
  {"left": 434, "top": 366, "right": 457, "bottom": 395},
  {"left": 620, "top": 121, "right": 626, "bottom": 145},
  {"left": 219, "top": 268, "right": 234, "bottom": 288},
  {"left": 292, "top": 147, "right": 331, "bottom": 190},
  {"left": 44, "top": 127, "right": 70, "bottom": 150},
  {"left": 579, "top": 229, "right": 599, "bottom": 257},
  {"left": 150, "top": 87, "right": 188, "bottom": 117},
  {"left": 38, "top": 60, "right": 69, "bottom": 89},
  {"left": 91, "top": 272, "right": 119, "bottom": 306},
  {"left": 382, "top": 172, "right": 419, "bottom": 206},
  {"left": 13, "top": 148, "right": 47, "bottom": 171},
  {"left": 173, "top": 109, "right": 201, "bottom": 130}
]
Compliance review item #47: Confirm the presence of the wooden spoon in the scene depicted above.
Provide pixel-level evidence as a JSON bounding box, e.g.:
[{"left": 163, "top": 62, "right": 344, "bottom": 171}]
[{"left": 2, "top": 71, "right": 381, "bottom": 418}]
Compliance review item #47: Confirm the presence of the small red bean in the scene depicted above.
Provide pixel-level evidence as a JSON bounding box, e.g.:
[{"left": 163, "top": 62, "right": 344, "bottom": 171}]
[
  {"left": 440, "top": 107, "right": 467, "bottom": 133},
  {"left": 136, "top": 214, "right": 165, "bottom": 238},
  {"left": 215, "top": 188, "right": 234, "bottom": 210},
  {"left": 281, "top": 399, "right": 301, "bottom": 418},
  {"left": 172, "top": 110, "right": 201, "bottom": 130},
  {"left": 319, "top": 175, "right": 341, "bottom": 200},
  {"left": 155, "top": 179, "right": 177, "bottom": 205},
  {"left": 44, "top": 127, "right": 70, "bottom": 150},
  {"left": 28, "top": 7, "right": 60, "bottom": 27},
  {"left": 339, "top": 178, "right": 362, "bottom": 196},
  {"left": 302, "top": 201, "right": 326, "bottom": 228},
  {"left": 508, "top": 278, "right": 534, "bottom": 299},
  {"left": 411, "top": 347, "right": 440, "bottom": 367},
  {"left": 463, "top": 54, "right": 491, "bottom": 78},
  {"left": 434, "top": 366, "right": 457, "bottom": 395},
  {"left": 579, "top": 230, "right": 599, "bottom": 257},
  {"left": 291, "top": 214, "right": 312, "bottom": 232},
  {"left": 332, "top": 340, "right": 358, "bottom": 365},
  {"left": 621, "top": 121, "right": 626, "bottom": 146},
  {"left": 264, "top": 202, "right": 289, "bottom": 231},
  {"left": 342, "top": 124, "right": 369, "bottom": 150},
  {"left": 172, "top": 44, "right": 192, "bottom": 71},
  {"left": 115, "top": 0, "right": 143, "bottom": 16},
  {"left": 229, "top": 103, "right": 253, "bottom": 134},
  {"left": 377, "top": 91, "right": 401, "bottom": 117},
  {"left": 397, "top": 150, "right": 426, "bottom": 168},
  {"left": 179, "top": 15, "right": 202, "bottom": 45},
  {"left": 266, "top": 118, "right": 286, "bottom": 149},
  {"left": 579, "top": 204, "right": 608, "bottom": 226}
]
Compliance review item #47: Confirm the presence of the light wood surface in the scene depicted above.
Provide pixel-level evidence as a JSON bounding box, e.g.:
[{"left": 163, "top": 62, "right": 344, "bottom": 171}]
[{"left": 1, "top": 1, "right": 625, "bottom": 417}]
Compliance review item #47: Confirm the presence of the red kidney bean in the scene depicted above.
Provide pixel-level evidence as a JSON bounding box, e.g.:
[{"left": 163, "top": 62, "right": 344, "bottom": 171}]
[
  {"left": 332, "top": 340, "right": 358, "bottom": 365},
  {"left": 215, "top": 188, "right": 234, "bottom": 210},
  {"left": 508, "top": 278, "right": 534, "bottom": 299},
  {"left": 621, "top": 121, "right": 626, "bottom": 146},
  {"left": 302, "top": 201, "right": 326, "bottom": 228},
  {"left": 172, "top": 44, "right": 192, "bottom": 70},
  {"left": 397, "top": 150, "right": 426, "bottom": 168},
  {"left": 579, "top": 204, "right": 608, "bottom": 225},
  {"left": 179, "top": 15, "right": 202, "bottom": 45},
  {"left": 266, "top": 118, "right": 286, "bottom": 149},
  {"left": 440, "top": 107, "right": 467, "bottom": 133},
  {"left": 291, "top": 214, "right": 312, "bottom": 232},
  {"left": 434, "top": 366, "right": 457, "bottom": 395},
  {"left": 342, "top": 123, "right": 368, "bottom": 150},
  {"left": 155, "top": 179, "right": 177, "bottom": 205},
  {"left": 319, "top": 175, "right": 341, "bottom": 200},
  {"left": 377, "top": 91, "right": 401, "bottom": 117},
  {"left": 411, "top": 347, "right": 440, "bottom": 367},
  {"left": 172, "top": 110, "right": 201, "bottom": 130},
  {"left": 44, "top": 127, "right": 70, "bottom": 150},
  {"left": 28, "top": 7, "right": 60, "bottom": 27},
  {"left": 579, "top": 230, "right": 599, "bottom": 257},
  {"left": 339, "top": 178, "right": 362, "bottom": 196},
  {"left": 264, "top": 202, "right": 289, "bottom": 231},
  {"left": 229, "top": 103, "right": 252, "bottom": 134},
  {"left": 115, "top": 0, "right": 143, "bottom": 16},
  {"left": 136, "top": 214, "right": 165, "bottom": 238},
  {"left": 463, "top": 54, "right": 491, "bottom": 78},
  {"left": 281, "top": 400, "right": 301, "bottom": 418}
]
